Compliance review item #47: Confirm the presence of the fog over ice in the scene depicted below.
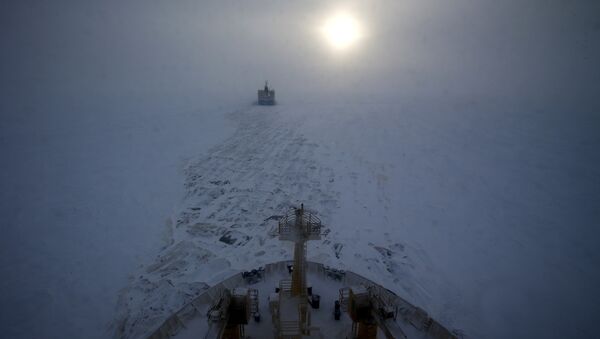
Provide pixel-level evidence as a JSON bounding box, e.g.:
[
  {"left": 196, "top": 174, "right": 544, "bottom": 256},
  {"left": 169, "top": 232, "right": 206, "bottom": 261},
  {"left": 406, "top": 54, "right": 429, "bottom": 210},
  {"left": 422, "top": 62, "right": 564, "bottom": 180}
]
[{"left": 1, "top": 1, "right": 599, "bottom": 338}]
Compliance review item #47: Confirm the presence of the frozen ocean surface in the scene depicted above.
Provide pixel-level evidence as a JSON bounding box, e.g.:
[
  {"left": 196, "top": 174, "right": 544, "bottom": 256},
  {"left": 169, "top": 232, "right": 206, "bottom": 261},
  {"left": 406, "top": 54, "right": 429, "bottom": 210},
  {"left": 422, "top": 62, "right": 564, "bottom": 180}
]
[
  {"left": 110, "top": 99, "right": 599, "bottom": 339},
  {"left": 1, "top": 1, "right": 599, "bottom": 338}
]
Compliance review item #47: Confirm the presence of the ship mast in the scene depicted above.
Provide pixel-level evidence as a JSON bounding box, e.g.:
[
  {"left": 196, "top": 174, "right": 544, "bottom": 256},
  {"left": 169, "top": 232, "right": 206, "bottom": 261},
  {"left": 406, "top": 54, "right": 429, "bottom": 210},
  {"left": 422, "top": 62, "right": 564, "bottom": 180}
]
[{"left": 274, "top": 204, "right": 322, "bottom": 338}]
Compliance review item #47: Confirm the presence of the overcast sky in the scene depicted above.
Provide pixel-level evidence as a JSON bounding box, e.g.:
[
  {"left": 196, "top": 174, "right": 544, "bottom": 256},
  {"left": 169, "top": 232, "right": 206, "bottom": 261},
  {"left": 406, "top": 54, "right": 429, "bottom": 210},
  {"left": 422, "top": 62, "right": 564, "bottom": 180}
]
[{"left": 1, "top": 0, "right": 599, "bottom": 110}]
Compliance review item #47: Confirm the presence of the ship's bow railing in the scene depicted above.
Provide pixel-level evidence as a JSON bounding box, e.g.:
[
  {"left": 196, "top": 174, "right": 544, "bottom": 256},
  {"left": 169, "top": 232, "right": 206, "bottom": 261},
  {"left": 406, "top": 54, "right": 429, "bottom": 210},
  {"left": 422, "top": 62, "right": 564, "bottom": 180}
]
[{"left": 277, "top": 209, "right": 322, "bottom": 241}]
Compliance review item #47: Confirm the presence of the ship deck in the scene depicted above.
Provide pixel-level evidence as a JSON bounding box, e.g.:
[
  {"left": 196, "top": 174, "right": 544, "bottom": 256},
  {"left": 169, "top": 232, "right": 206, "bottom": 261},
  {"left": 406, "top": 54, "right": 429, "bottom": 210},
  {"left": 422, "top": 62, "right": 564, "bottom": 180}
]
[{"left": 148, "top": 261, "right": 457, "bottom": 339}]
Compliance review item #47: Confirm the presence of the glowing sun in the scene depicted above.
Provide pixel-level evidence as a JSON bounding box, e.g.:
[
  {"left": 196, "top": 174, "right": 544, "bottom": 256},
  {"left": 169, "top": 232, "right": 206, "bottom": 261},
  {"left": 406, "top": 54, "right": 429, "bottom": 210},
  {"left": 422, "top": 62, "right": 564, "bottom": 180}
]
[{"left": 321, "top": 12, "right": 363, "bottom": 50}]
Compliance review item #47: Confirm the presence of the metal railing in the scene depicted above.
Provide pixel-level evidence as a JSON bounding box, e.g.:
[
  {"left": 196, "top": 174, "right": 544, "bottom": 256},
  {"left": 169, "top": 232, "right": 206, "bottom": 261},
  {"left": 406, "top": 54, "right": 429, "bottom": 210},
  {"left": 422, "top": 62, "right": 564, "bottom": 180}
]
[
  {"left": 146, "top": 261, "right": 457, "bottom": 339},
  {"left": 277, "top": 209, "right": 322, "bottom": 240}
]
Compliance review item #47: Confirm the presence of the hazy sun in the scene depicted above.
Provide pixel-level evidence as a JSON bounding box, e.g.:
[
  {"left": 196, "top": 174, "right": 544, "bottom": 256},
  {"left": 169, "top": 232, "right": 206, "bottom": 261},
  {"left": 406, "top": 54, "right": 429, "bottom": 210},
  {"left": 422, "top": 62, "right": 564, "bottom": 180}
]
[{"left": 321, "top": 12, "right": 363, "bottom": 50}]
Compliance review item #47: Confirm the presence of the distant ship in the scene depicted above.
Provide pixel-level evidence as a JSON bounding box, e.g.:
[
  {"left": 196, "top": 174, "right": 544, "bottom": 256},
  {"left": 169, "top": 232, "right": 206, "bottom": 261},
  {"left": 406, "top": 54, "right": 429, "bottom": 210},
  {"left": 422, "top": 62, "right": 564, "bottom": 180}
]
[
  {"left": 258, "top": 81, "right": 276, "bottom": 105},
  {"left": 148, "top": 205, "right": 458, "bottom": 339}
]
